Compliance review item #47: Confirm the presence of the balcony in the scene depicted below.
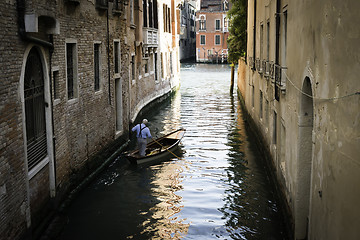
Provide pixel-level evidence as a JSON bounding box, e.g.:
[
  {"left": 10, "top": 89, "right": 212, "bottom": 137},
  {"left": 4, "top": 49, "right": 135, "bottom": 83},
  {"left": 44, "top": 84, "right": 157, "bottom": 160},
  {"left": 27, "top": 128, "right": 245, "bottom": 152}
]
[{"left": 143, "top": 28, "right": 158, "bottom": 47}]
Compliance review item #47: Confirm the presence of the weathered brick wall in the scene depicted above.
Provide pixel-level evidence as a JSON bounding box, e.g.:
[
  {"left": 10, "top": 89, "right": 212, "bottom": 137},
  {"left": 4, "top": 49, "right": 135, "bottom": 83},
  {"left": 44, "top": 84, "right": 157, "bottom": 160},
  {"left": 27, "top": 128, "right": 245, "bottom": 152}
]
[
  {"left": 0, "top": 0, "right": 30, "bottom": 239},
  {"left": 1, "top": 0, "right": 179, "bottom": 238},
  {"left": 0, "top": 0, "right": 130, "bottom": 239}
]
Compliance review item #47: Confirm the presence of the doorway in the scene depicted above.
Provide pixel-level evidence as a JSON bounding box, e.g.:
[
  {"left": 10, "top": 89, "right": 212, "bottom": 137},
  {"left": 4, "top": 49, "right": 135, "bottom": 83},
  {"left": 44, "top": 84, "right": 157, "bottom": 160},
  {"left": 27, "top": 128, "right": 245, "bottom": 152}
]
[{"left": 296, "top": 77, "right": 314, "bottom": 239}]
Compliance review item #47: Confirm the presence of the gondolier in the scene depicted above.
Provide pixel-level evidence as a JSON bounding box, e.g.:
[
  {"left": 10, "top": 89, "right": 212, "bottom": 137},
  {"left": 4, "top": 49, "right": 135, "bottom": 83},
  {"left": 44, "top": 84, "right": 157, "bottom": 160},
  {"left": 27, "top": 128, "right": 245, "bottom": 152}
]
[
  {"left": 131, "top": 119, "right": 152, "bottom": 156},
  {"left": 125, "top": 128, "right": 186, "bottom": 165}
]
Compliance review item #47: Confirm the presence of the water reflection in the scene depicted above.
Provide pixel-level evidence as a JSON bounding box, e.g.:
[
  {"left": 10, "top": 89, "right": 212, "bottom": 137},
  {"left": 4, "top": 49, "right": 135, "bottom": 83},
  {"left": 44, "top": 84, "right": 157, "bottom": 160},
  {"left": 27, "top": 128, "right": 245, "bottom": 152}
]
[{"left": 58, "top": 63, "right": 288, "bottom": 240}]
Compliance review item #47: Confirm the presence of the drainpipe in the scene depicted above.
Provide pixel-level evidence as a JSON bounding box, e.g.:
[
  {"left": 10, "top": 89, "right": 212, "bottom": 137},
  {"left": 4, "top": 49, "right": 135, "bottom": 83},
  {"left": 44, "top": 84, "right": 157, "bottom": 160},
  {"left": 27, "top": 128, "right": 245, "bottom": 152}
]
[{"left": 16, "top": 0, "right": 54, "bottom": 50}]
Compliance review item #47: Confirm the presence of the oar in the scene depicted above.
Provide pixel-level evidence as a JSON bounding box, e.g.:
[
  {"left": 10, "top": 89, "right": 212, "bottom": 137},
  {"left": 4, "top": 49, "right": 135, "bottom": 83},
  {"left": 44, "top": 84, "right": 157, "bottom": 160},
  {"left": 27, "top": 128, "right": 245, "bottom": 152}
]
[{"left": 151, "top": 137, "right": 183, "bottom": 160}]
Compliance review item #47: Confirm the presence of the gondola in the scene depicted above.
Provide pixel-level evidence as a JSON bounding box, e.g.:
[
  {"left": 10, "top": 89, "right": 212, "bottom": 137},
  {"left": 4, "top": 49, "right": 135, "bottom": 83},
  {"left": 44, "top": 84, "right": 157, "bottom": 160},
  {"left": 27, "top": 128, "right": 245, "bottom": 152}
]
[{"left": 125, "top": 128, "right": 186, "bottom": 165}]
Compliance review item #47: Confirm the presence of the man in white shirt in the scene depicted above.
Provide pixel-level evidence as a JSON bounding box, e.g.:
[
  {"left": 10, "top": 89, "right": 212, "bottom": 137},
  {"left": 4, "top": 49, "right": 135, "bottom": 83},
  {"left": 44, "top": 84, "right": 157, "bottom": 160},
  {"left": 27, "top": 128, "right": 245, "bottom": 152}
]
[{"left": 131, "top": 119, "right": 152, "bottom": 156}]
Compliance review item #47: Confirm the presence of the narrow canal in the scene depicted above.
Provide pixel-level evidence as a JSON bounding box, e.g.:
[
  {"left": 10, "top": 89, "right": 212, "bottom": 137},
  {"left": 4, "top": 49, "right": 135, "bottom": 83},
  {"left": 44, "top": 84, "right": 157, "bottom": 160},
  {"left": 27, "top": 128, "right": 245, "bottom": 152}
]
[{"left": 57, "top": 64, "right": 289, "bottom": 240}]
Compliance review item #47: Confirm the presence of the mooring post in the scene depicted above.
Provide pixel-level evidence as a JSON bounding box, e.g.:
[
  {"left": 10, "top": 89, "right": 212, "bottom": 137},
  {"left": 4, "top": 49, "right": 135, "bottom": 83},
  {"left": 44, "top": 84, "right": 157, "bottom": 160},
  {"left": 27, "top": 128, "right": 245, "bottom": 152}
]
[{"left": 230, "top": 62, "right": 235, "bottom": 93}]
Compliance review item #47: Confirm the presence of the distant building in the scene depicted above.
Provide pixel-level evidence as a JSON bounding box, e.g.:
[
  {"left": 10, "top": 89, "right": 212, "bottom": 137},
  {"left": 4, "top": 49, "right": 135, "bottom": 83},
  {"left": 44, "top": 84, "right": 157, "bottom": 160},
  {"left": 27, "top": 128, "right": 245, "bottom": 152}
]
[
  {"left": 237, "top": 0, "right": 360, "bottom": 239},
  {"left": 179, "top": 0, "right": 197, "bottom": 62},
  {"left": 195, "top": 0, "right": 230, "bottom": 63},
  {"left": 0, "top": 0, "right": 180, "bottom": 239}
]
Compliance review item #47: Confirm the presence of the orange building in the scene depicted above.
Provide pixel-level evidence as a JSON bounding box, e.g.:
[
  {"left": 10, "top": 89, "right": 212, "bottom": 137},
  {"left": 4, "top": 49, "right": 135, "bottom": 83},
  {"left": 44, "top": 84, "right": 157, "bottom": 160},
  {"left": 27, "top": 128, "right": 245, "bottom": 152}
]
[{"left": 196, "top": 0, "right": 230, "bottom": 63}]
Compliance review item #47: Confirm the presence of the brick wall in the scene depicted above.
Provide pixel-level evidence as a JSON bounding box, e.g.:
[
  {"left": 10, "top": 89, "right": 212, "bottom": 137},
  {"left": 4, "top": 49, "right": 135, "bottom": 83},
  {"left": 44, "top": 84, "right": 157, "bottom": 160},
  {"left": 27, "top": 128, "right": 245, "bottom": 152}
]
[
  {"left": 0, "top": 1, "right": 130, "bottom": 239},
  {"left": 0, "top": 0, "right": 29, "bottom": 239}
]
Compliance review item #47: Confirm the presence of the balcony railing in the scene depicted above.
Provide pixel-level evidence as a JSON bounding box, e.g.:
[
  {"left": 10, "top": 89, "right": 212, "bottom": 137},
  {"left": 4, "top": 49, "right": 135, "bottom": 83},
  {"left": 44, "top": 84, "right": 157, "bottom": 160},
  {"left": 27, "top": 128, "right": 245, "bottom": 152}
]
[
  {"left": 261, "top": 60, "right": 267, "bottom": 75},
  {"left": 274, "top": 64, "right": 287, "bottom": 92},
  {"left": 255, "top": 58, "right": 261, "bottom": 73},
  {"left": 143, "top": 28, "right": 158, "bottom": 46},
  {"left": 264, "top": 60, "right": 270, "bottom": 78},
  {"left": 269, "top": 61, "right": 275, "bottom": 80}
]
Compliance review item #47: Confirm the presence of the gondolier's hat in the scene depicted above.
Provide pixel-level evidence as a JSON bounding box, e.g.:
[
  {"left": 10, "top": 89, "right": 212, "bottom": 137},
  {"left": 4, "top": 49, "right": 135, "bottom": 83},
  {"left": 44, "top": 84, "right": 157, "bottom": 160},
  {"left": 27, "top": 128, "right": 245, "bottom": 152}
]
[{"left": 142, "top": 119, "right": 148, "bottom": 124}]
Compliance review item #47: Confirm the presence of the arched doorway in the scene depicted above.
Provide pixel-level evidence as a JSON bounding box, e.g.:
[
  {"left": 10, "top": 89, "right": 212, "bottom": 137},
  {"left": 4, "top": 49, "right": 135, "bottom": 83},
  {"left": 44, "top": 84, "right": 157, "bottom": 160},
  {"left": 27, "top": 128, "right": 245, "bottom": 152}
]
[
  {"left": 24, "top": 47, "right": 48, "bottom": 170},
  {"left": 22, "top": 46, "right": 56, "bottom": 228},
  {"left": 296, "top": 77, "right": 314, "bottom": 239}
]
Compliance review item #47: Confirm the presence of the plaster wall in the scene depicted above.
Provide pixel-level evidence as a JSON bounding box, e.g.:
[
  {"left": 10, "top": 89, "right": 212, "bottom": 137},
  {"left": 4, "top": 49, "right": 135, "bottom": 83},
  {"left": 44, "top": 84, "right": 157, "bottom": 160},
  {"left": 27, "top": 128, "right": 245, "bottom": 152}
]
[{"left": 241, "top": 0, "right": 360, "bottom": 239}]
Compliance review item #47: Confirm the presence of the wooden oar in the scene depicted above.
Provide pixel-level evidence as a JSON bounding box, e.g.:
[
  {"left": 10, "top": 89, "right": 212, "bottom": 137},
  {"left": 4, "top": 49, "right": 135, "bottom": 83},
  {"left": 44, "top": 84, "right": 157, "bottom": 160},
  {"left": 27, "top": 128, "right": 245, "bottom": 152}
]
[{"left": 151, "top": 137, "right": 183, "bottom": 160}]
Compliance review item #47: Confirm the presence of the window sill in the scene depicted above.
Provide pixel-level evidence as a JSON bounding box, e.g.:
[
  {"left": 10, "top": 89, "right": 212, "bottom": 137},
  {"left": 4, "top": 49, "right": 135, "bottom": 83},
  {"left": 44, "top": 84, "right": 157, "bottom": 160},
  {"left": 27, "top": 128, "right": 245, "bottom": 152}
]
[{"left": 28, "top": 156, "right": 49, "bottom": 180}]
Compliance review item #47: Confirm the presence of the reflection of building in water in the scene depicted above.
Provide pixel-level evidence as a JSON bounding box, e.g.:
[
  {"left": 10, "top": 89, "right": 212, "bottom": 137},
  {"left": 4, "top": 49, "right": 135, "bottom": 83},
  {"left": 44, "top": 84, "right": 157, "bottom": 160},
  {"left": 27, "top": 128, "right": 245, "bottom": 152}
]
[
  {"left": 141, "top": 163, "right": 189, "bottom": 239},
  {"left": 162, "top": 91, "right": 182, "bottom": 134}
]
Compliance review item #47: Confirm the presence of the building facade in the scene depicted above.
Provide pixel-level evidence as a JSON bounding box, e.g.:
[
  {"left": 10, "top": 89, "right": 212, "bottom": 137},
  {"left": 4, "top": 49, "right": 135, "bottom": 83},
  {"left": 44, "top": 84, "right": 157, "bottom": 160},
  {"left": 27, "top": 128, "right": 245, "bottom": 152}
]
[
  {"left": 0, "top": 0, "right": 179, "bottom": 239},
  {"left": 195, "top": 0, "right": 230, "bottom": 63},
  {"left": 237, "top": 0, "right": 360, "bottom": 239},
  {"left": 179, "top": 0, "right": 197, "bottom": 61}
]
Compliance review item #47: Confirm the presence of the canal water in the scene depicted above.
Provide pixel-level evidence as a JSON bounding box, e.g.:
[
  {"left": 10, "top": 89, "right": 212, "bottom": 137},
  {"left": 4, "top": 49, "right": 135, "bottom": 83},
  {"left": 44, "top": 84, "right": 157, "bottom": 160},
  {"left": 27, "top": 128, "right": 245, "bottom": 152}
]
[{"left": 57, "top": 64, "right": 288, "bottom": 240}]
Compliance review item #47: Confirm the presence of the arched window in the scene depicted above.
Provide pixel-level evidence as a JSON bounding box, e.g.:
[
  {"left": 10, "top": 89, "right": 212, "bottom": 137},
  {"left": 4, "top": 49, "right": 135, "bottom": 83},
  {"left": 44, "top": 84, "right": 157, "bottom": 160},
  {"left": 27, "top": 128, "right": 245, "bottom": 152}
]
[
  {"left": 199, "top": 15, "right": 206, "bottom": 30},
  {"left": 24, "top": 47, "right": 47, "bottom": 170}
]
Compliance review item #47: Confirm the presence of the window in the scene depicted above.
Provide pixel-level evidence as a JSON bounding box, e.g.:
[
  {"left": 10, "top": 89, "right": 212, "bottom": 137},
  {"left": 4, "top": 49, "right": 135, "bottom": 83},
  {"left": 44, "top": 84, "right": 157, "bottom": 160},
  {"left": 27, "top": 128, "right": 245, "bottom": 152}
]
[
  {"left": 223, "top": 0, "right": 229, "bottom": 11},
  {"left": 251, "top": 85, "right": 255, "bottom": 107},
  {"left": 223, "top": 17, "right": 228, "bottom": 32},
  {"left": 163, "top": 4, "right": 167, "bottom": 32},
  {"left": 215, "top": 19, "right": 221, "bottom": 30},
  {"left": 167, "top": 7, "right": 171, "bottom": 33},
  {"left": 273, "top": 111, "right": 277, "bottom": 144},
  {"left": 153, "top": 0, "right": 158, "bottom": 29},
  {"left": 131, "top": 54, "right": 135, "bottom": 81},
  {"left": 215, "top": 35, "right": 221, "bottom": 45},
  {"left": 143, "top": 0, "right": 148, "bottom": 27},
  {"left": 66, "top": 42, "right": 77, "bottom": 99},
  {"left": 130, "top": 0, "right": 134, "bottom": 25},
  {"left": 161, "top": 52, "right": 164, "bottom": 79},
  {"left": 163, "top": 4, "right": 171, "bottom": 33},
  {"left": 265, "top": 99, "right": 269, "bottom": 124},
  {"left": 154, "top": 52, "right": 158, "bottom": 81},
  {"left": 266, "top": 21, "right": 270, "bottom": 61},
  {"left": 145, "top": 60, "right": 149, "bottom": 74},
  {"left": 260, "top": 24, "right": 264, "bottom": 61},
  {"left": 114, "top": 41, "right": 121, "bottom": 74},
  {"left": 259, "top": 90, "right": 263, "bottom": 119},
  {"left": 282, "top": 10, "right": 288, "bottom": 63},
  {"left": 200, "top": 35, "right": 205, "bottom": 45},
  {"left": 149, "top": 0, "right": 153, "bottom": 28},
  {"left": 207, "top": 49, "right": 212, "bottom": 56},
  {"left": 94, "top": 43, "right": 100, "bottom": 91},
  {"left": 199, "top": 16, "right": 206, "bottom": 30}
]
